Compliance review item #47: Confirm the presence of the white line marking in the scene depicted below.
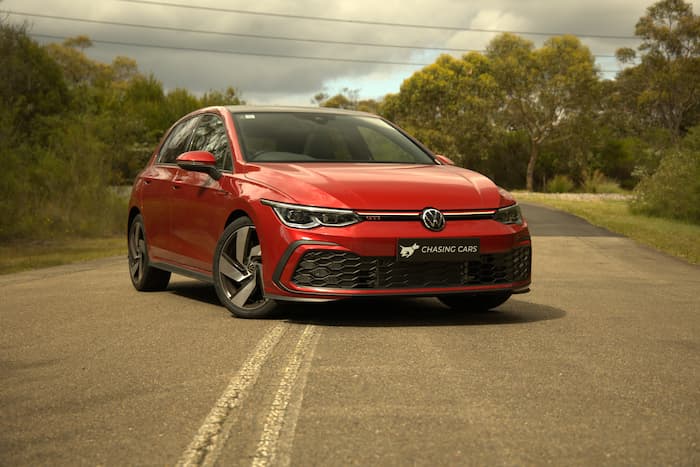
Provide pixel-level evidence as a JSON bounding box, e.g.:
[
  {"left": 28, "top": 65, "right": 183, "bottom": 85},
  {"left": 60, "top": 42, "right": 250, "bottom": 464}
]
[
  {"left": 272, "top": 326, "right": 321, "bottom": 467},
  {"left": 251, "top": 325, "right": 318, "bottom": 467},
  {"left": 177, "top": 323, "right": 288, "bottom": 467}
]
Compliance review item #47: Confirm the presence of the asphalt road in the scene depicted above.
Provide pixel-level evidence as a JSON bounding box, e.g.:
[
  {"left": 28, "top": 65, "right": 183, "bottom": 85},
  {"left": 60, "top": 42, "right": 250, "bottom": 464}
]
[{"left": 1, "top": 203, "right": 698, "bottom": 466}]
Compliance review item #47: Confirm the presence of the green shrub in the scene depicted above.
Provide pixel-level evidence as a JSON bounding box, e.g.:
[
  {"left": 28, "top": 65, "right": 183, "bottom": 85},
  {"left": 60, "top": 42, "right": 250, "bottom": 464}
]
[
  {"left": 582, "top": 170, "right": 625, "bottom": 194},
  {"left": 631, "top": 150, "right": 700, "bottom": 224},
  {"left": 546, "top": 175, "right": 575, "bottom": 193}
]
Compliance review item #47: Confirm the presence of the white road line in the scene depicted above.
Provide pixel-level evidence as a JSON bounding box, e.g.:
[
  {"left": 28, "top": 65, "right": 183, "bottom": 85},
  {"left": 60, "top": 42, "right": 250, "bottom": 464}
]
[
  {"left": 269, "top": 326, "right": 321, "bottom": 467},
  {"left": 251, "top": 325, "right": 319, "bottom": 467},
  {"left": 176, "top": 323, "right": 288, "bottom": 467}
]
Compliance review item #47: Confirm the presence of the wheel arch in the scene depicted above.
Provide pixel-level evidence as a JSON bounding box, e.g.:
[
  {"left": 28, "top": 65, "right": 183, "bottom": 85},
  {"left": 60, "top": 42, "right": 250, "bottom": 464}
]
[
  {"left": 224, "top": 209, "right": 252, "bottom": 228},
  {"left": 128, "top": 207, "right": 141, "bottom": 232}
]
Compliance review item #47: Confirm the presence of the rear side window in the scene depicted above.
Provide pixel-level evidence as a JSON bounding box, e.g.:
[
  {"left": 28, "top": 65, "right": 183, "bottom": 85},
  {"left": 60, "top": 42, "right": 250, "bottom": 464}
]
[
  {"left": 190, "top": 114, "right": 233, "bottom": 171},
  {"left": 158, "top": 117, "right": 200, "bottom": 164}
]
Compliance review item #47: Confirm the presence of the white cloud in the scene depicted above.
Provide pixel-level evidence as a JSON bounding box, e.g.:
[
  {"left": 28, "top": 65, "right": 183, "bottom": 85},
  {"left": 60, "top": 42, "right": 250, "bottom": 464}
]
[{"left": 5, "top": 0, "right": 695, "bottom": 104}]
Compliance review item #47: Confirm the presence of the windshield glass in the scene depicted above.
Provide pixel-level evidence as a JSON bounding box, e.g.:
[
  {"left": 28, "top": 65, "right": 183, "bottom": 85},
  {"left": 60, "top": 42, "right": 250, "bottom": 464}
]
[{"left": 231, "top": 112, "right": 435, "bottom": 164}]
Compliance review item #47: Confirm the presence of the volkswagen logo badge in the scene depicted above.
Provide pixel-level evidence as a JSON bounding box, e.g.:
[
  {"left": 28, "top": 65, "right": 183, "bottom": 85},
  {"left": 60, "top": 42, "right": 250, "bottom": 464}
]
[{"left": 421, "top": 208, "right": 446, "bottom": 232}]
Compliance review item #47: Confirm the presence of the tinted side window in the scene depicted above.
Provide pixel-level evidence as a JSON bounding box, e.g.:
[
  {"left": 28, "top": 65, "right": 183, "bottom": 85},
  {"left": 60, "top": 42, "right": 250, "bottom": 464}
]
[
  {"left": 158, "top": 117, "right": 200, "bottom": 164},
  {"left": 190, "top": 114, "right": 233, "bottom": 171}
]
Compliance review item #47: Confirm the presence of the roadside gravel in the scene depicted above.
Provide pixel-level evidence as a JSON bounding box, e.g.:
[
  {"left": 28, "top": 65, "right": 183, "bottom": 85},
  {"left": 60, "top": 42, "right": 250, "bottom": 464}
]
[{"left": 513, "top": 192, "right": 632, "bottom": 201}]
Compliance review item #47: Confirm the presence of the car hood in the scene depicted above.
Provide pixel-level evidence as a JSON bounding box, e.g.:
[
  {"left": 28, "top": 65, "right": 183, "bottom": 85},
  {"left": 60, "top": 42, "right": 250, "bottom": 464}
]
[{"left": 245, "top": 163, "right": 503, "bottom": 211}]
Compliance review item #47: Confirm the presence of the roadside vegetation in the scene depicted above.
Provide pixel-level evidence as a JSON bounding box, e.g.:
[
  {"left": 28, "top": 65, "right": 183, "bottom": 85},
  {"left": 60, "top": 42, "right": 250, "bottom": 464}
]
[
  {"left": 1, "top": 0, "right": 698, "bottom": 271},
  {"left": 515, "top": 193, "right": 700, "bottom": 265},
  {"left": 0, "top": 23, "right": 243, "bottom": 242},
  {"left": 0, "top": 237, "right": 125, "bottom": 275}
]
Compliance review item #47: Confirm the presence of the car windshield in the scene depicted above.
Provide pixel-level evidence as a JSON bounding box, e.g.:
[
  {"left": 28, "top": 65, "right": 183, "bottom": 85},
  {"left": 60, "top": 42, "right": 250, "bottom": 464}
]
[{"left": 231, "top": 111, "right": 435, "bottom": 164}]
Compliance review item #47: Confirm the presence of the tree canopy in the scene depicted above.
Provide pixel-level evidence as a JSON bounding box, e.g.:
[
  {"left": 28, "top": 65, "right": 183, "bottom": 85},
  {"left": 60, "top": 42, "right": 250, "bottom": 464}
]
[
  {"left": 0, "top": 19, "right": 244, "bottom": 240},
  {"left": 3, "top": 0, "right": 700, "bottom": 242},
  {"left": 616, "top": 0, "right": 700, "bottom": 140}
]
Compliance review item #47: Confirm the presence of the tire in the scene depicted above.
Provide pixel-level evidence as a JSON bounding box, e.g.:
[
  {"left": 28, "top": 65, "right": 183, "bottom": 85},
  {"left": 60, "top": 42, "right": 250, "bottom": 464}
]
[
  {"left": 438, "top": 292, "right": 512, "bottom": 312},
  {"left": 213, "top": 217, "right": 277, "bottom": 318},
  {"left": 128, "top": 214, "right": 171, "bottom": 291}
]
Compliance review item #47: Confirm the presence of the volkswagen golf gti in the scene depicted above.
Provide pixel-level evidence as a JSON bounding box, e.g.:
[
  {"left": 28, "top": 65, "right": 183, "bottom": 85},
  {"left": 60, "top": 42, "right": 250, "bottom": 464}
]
[{"left": 127, "top": 106, "right": 531, "bottom": 318}]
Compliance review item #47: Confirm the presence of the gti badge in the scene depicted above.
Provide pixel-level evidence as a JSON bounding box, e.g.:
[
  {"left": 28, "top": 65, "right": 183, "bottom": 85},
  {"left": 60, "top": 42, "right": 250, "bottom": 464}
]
[
  {"left": 421, "top": 208, "right": 446, "bottom": 232},
  {"left": 400, "top": 243, "right": 420, "bottom": 258}
]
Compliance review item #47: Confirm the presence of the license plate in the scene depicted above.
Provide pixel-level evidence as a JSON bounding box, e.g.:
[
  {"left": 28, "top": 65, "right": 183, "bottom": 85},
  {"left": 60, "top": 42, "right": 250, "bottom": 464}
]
[{"left": 397, "top": 238, "right": 480, "bottom": 262}]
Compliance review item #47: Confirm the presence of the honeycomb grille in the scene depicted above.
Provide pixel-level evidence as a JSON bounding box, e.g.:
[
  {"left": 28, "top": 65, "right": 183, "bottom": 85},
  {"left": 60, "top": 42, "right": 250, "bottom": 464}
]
[{"left": 291, "top": 247, "right": 531, "bottom": 289}]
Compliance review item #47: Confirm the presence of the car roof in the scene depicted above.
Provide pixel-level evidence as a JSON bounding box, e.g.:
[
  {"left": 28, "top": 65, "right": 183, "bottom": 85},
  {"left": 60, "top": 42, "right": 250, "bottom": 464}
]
[{"left": 224, "top": 105, "right": 377, "bottom": 118}]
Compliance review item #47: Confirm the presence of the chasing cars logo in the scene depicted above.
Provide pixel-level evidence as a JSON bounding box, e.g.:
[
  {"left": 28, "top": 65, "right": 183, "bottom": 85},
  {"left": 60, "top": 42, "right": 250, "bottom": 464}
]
[
  {"left": 398, "top": 238, "right": 480, "bottom": 262},
  {"left": 400, "top": 243, "right": 420, "bottom": 258}
]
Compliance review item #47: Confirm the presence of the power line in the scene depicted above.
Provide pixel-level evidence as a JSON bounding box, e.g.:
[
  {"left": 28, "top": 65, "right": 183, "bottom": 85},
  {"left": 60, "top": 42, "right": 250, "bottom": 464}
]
[
  {"left": 2, "top": 11, "right": 503, "bottom": 54},
  {"left": 30, "top": 33, "right": 429, "bottom": 66},
  {"left": 6, "top": 11, "right": 619, "bottom": 58},
  {"left": 118, "top": 0, "right": 639, "bottom": 40},
  {"left": 29, "top": 33, "right": 625, "bottom": 73}
]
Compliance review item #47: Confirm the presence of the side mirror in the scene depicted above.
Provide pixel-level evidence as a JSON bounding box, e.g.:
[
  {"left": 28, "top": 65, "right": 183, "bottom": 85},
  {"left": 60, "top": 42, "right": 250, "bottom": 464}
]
[
  {"left": 176, "top": 151, "right": 222, "bottom": 180},
  {"left": 434, "top": 154, "right": 456, "bottom": 166}
]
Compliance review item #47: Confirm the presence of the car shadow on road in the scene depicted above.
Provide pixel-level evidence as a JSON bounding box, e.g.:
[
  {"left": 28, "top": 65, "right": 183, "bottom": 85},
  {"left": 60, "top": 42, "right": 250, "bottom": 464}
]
[
  {"left": 167, "top": 281, "right": 565, "bottom": 327},
  {"left": 282, "top": 298, "right": 566, "bottom": 327},
  {"left": 169, "top": 281, "right": 222, "bottom": 306}
]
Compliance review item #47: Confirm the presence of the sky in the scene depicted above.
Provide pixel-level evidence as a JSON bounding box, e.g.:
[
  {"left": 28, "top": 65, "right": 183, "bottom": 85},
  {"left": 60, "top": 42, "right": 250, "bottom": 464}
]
[{"left": 3, "top": 0, "right": 697, "bottom": 105}]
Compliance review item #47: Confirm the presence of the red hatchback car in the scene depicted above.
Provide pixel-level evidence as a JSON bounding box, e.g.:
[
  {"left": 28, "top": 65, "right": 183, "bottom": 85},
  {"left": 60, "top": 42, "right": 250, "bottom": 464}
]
[{"left": 127, "top": 106, "right": 531, "bottom": 318}]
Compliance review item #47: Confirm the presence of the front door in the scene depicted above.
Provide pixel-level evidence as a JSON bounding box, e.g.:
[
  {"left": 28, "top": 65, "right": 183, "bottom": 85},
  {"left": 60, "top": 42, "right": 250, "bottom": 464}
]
[{"left": 168, "top": 114, "right": 236, "bottom": 273}]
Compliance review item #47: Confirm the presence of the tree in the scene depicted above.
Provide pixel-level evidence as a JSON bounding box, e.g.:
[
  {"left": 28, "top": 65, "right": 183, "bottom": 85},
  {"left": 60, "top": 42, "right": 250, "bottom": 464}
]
[
  {"left": 313, "top": 88, "right": 361, "bottom": 109},
  {"left": 356, "top": 99, "right": 381, "bottom": 114},
  {"left": 311, "top": 92, "right": 329, "bottom": 106},
  {"left": 381, "top": 53, "right": 499, "bottom": 167},
  {"left": 0, "top": 18, "right": 75, "bottom": 236},
  {"left": 631, "top": 137, "right": 700, "bottom": 222},
  {"left": 321, "top": 93, "right": 354, "bottom": 109},
  {"left": 45, "top": 36, "right": 111, "bottom": 90},
  {"left": 487, "top": 34, "right": 599, "bottom": 190},
  {"left": 0, "top": 19, "right": 249, "bottom": 239},
  {"left": 200, "top": 86, "right": 244, "bottom": 107},
  {"left": 616, "top": 0, "right": 700, "bottom": 141},
  {"left": 0, "top": 20, "right": 70, "bottom": 139}
]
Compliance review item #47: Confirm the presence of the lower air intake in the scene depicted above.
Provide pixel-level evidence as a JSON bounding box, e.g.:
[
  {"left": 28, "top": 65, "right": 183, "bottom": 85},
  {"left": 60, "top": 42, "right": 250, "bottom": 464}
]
[{"left": 291, "top": 247, "right": 531, "bottom": 289}]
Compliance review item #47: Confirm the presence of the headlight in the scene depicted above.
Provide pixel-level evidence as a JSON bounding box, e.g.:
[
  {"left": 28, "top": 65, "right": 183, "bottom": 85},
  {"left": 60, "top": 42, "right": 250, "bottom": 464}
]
[
  {"left": 494, "top": 203, "right": 523, "bottom": 225},
  {"left": 262, "top": 200, "right": 361, "bottom": 229}
]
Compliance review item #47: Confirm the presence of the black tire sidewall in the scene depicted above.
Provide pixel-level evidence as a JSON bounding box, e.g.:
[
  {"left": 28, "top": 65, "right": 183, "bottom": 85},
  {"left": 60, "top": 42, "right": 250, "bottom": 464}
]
[
  {"left": 128, "top": 214, "right": 170, "bottom": 291},
  {"left": 128, "top": 215, "right": 148, "bottom": 290}
]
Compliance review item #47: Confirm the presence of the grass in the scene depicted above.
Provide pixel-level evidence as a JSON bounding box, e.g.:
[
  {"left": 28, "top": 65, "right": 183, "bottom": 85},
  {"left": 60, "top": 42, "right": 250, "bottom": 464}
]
[
  {"left": 515, "top": 192, "right": 700, "bottom": 265},
  {"left": 0, "top": 236, "right": 126, "bottom": 275}
]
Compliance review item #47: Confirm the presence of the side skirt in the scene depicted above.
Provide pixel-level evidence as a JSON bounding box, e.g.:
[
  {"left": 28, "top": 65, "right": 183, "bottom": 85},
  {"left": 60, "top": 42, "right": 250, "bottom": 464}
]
[{"left": 151, "top": 261, "right": 214, "bottom": 284}]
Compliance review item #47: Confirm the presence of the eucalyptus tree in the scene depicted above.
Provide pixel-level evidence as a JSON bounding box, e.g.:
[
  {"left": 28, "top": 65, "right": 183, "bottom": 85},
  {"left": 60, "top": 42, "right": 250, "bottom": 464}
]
[
  {"left": 616, "top": 0, "right": 700, "bottom": 142},
  {"left": 486, "top": 33, "right": 599, "bottom": 191},
  {"left": 381, "top": 53, "right": 499, "bottom": 168}
]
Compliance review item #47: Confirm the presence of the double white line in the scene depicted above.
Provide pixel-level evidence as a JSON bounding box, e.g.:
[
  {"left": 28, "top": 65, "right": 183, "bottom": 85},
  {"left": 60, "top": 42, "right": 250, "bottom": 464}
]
[{"left": 177, "top": 323, "right": 319, "bottom": 467}]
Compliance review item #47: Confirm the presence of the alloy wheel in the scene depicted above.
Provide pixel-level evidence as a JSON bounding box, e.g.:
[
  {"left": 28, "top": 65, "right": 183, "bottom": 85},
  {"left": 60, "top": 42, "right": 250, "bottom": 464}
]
[
  {"left": 217, "top": 225, "right": 267, "bottom": 311},
  {"left": 128, "top": 220, "right": 147, "bottom": 284}
]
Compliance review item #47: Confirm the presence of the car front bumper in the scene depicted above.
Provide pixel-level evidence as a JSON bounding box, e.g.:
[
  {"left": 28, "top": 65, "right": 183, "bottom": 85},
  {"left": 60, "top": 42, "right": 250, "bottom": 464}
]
[{"left": 254, "top": 203, "right": 532, "bottom": 301}]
